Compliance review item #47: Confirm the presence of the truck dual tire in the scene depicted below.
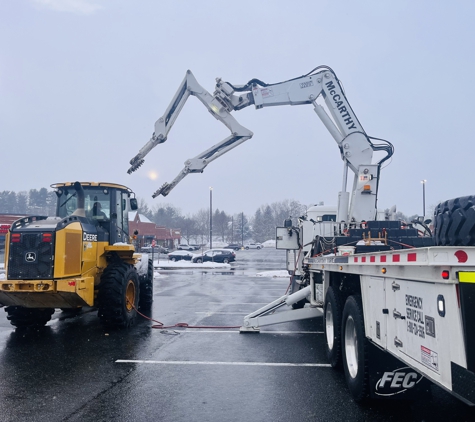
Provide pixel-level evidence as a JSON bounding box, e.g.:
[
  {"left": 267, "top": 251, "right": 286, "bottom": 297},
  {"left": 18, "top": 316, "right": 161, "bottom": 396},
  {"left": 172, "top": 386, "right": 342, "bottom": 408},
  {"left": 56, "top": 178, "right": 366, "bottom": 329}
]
[
  {"left": 433, "top": 195, "right": 475, "bottom": 246},
  {"left": 341, "top": 294, "right": 369, "bottom": 402},
  {"left": 324, "top": 286, "right": 343, "bottom": 368},
  {"left": 5, "top": 306, "right": 55, "bottom": 328},
  {"left": 98, "top": 262, "right": 140, "bottom": 329}
]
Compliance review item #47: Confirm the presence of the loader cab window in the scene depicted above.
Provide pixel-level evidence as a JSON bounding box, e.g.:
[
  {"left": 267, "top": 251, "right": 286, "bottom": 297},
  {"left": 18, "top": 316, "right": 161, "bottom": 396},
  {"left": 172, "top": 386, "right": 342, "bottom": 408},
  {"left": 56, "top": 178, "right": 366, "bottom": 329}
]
[
  {"left": 57, "top": 189, "right": 79, "bottom": 217},
  {"left": 57, "top": 188, "right": 111, "bottom": 221}
]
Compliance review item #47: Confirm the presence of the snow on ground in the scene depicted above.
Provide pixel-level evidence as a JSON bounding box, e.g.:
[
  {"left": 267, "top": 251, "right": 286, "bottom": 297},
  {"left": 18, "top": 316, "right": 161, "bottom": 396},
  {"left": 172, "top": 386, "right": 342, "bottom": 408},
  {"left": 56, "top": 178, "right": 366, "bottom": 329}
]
[
  {"left": 0, "top": 261, "right": 288, "bottom": 279},
  {"left": 255, "top": 270, "right": 289, "bottom": 278},
  {"left": 154, "top": 260, "right": 231, "bottom": 270}
]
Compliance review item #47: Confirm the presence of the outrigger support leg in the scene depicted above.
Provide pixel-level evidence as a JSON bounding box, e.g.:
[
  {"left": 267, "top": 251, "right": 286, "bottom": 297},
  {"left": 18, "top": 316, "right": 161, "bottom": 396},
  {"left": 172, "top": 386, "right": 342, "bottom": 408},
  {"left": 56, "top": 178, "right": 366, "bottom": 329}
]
[{"left": 240, "top": 286, "right": 322, "bottom": 333}]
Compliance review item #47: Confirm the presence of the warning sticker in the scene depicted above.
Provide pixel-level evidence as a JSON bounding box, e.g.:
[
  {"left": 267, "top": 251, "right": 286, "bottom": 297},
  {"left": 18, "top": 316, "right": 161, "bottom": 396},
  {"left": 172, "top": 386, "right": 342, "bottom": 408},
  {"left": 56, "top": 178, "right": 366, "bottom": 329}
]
[{"left": 421, "top": 345, "right": 439, "bottom": 372}]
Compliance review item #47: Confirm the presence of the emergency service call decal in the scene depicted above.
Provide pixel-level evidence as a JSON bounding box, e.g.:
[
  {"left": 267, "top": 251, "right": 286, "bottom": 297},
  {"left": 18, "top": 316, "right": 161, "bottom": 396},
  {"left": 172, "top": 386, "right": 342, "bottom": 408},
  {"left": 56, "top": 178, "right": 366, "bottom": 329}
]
[{"left": 406, "top": 294, "right": 425, "bottom": 338}]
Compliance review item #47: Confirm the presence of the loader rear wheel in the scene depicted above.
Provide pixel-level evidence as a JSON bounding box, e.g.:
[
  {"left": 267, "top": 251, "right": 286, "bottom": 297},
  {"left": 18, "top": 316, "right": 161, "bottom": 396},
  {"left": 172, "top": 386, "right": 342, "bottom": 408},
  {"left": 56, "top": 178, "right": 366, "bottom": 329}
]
[
  {"left": 5, "top": 306, "right": 55, "bottom": 328},
  {"left": 341, "top": 295, "right": 369, "bottom": 402},
  {"left": 98, "top": 262, "right": 140, "bottom": 329},
  {"left": 139, "top": 259, "right": 154, "bottom": 311},
  {"left": 324, "top": 286, "right": 343, "bottom": 368},
  {"left": 433, "top": 195, "right": 475, "bottom": 246}
]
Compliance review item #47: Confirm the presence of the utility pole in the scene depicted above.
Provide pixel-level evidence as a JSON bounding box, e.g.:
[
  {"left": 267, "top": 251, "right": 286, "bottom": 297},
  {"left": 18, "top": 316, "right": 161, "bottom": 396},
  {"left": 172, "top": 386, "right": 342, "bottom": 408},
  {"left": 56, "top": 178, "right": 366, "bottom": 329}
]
[
  {"left": 241, "top": 212, "right": 244, "bottom": 246},
  {"left": 209, "top": 187, "right": 213, "bottom": 249}
]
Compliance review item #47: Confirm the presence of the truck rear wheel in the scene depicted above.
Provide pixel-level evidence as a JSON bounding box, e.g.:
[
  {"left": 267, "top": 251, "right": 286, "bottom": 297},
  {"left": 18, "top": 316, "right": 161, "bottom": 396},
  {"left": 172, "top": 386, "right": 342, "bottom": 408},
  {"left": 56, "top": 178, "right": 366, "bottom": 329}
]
[
  {"left": 139, "top": 259, "right": 154, "bottom": 311},
  {"left": 5, "top": 306, "right": 55, "bottom": 328},
  {"left": 98, "top": 262, "right": 140, "bottom": 329},
  {"left": 341, "top": 295, "right": 369, "bottom": 402},
  {"left": 324, "top": 286, "right": 343, "bottom": 367},
  {"left": 433, "top": 195, "right": 475, "bottom": 246}
]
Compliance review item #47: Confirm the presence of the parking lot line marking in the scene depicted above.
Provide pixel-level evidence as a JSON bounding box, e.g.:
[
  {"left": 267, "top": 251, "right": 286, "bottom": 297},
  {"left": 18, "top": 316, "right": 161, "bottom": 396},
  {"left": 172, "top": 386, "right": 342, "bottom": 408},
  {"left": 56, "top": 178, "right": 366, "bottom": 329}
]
[
  {"left": 116, "top": 360, "right": 331, "bottom": 367},
  {"left": 207, "top": 302, "right": 271, "bottom": 305},
  {"left": 180, "top": 330, "right": 324, "bottom": 334},
  {"left": 195, "top": 311, "right": 248, "bottom": 315}
]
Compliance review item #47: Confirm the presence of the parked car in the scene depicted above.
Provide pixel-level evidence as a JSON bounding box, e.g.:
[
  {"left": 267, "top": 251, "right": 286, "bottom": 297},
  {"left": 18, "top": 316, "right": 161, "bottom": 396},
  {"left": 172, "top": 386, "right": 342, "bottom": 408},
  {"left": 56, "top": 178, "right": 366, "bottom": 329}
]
[
  {"left": 167, "top": 250, "right": 195, "bottom": 261},
  {"left": 141, "top": 245, "right": 169, "bottom": 254},
  {"left": 245, "top": 243, "right": 263, "bottom": 250},
  {"left": 177, "top": 243, "right": 200, "bottom": 251},
  {"left": 224, "top": 243, "right": 242, "bottom": 251},
  {"left": 192, "top": 249, "right": 236, "bottom": 264}
]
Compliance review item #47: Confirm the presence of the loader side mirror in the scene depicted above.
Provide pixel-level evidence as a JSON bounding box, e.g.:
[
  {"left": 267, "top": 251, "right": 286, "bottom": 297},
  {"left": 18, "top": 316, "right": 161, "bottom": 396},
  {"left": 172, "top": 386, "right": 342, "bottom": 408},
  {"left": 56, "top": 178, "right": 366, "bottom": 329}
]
[{"left": 130, "top": 198, "right": 138, "bottom": 210}]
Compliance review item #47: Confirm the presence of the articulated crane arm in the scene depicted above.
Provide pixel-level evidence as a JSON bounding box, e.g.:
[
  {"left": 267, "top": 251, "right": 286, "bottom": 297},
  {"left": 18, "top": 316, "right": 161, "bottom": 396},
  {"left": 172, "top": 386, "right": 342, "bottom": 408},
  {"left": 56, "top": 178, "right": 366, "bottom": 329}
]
[
  {"left": 128, "top": 66, "right": 393, "bottom": 222},
  {"left": 127, "top": 70, "right": 254, "bottom": 198}
]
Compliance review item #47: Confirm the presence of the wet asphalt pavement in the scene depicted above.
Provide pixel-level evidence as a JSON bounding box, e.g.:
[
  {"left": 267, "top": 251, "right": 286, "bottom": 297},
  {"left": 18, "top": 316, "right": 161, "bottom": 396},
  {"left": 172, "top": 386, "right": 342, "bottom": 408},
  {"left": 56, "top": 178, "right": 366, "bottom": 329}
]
[{"left": 0, "top": 248, "right": 475, "bottom": 421}]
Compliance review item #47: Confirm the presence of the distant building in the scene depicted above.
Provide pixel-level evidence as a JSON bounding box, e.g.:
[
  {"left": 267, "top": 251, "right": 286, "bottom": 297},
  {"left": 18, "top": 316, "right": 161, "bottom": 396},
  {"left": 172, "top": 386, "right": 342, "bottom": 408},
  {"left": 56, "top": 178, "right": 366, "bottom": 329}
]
[{"left": 128, "top": 212, "right": 181, "bottom": 249}]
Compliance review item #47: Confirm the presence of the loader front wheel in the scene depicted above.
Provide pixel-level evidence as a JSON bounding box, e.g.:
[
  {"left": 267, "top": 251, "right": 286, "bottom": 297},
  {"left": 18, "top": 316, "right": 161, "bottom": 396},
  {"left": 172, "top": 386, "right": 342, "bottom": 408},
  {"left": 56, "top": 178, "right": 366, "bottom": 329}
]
[
  {"left": 98, "top": 262, "right": 139, "bottom": 329},
  {"left": 5, "top": 306, "right": 55, "bottom": 328},
  {"left": 139, "top": 259, "right": 154, "bottom": 311}
]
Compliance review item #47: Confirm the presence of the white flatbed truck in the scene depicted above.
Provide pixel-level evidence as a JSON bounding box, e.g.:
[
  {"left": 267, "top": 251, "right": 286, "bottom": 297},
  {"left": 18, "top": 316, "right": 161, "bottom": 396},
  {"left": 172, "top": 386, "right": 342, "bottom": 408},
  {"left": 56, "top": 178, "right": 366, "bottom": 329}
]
[{"left": 128, "top": 64, "right": 475, "bottom": 404}]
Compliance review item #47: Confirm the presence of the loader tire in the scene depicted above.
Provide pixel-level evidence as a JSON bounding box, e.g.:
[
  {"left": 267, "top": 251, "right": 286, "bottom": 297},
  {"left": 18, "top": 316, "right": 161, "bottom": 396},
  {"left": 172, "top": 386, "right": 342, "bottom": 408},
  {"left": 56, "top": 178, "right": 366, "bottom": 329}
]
[
  {"left": 5, "top": 306, "right": 55, "bottom": 328},
  {"left": 139, "top": 259, "right": 154, "bottom": 311},
  {"left": 341, "top": 295, "right": 369, "bottom": 402},
  {"left": 433, "top": 195, "right": 475, "bottom": 246},
  {"left": 98, "top": 262, "right": 139, "bottom": 329},
  {"left": 324, "top": 286, "right": 343, "bottom": 368}
]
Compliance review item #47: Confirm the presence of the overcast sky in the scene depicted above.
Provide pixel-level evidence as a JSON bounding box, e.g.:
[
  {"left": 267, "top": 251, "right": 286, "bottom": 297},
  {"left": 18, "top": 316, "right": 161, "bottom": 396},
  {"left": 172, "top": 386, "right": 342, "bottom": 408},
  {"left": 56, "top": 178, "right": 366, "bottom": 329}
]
[{"left": 1, "top": 0, "right": 475, "bottom": 218}]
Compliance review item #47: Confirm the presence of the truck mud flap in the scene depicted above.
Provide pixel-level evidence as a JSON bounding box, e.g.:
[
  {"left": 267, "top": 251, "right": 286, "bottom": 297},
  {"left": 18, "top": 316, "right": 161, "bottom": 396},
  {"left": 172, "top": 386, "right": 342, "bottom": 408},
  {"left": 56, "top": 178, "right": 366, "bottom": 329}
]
[
  {"left": 451, "top": 362, "right": 475, "bottom": 405},
  {"left": 368, "top": 343, "right": 432, "bottom": 400}
]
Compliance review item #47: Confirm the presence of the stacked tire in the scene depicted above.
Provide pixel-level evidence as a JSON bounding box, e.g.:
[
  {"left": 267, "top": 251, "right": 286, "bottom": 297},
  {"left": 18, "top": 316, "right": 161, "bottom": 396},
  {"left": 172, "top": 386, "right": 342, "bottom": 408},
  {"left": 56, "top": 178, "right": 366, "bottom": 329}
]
[{"left": 433, "top": 195, "right": 475, "bottom": 246}]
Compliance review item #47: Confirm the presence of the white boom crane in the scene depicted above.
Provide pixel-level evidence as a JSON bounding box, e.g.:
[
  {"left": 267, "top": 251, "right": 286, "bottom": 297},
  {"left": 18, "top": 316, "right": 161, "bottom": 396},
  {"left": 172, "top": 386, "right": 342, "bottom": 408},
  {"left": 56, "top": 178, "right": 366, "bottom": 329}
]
[{"left": 128, "top": 65, "right": 393, "bottom": 223}]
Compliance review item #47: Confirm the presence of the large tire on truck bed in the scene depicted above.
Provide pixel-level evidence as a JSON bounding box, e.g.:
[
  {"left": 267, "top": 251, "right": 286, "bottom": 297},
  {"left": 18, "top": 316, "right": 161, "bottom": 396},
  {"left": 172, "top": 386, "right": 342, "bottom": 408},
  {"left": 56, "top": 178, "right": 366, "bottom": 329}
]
[
  {"left": 5, "top": 306, "right": 55, "bottom": 328},
  {"left": 98, "top": 262, "right": 139, "bottom": 329},
  {"left": 341, "top": 294, "right": 369, "bottom": 402},
  {"left": 433, "top": 195, "right": 475, "bottom": 246},
  {"left": 139, "top": 258, "right": 154, "bottom": 311},
  {"left": 324, "top": 286, "right": 343, "bottom": 368}
]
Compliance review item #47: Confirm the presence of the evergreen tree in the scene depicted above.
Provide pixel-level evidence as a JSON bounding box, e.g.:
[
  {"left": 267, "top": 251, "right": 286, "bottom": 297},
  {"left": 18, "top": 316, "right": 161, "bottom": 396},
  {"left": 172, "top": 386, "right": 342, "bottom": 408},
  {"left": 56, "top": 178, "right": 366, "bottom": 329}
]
[
  {"left": 252, "top": 208, "right": 266, "bottom": 242},
  {"left": 17, "top": 192, "right": 28, "bottom": 214},
  {"left": 234, "top": 212, "right": 251, "bottom": 245},
  {"left": 213, "top": 209, "right": 229, "bottom": 242}
]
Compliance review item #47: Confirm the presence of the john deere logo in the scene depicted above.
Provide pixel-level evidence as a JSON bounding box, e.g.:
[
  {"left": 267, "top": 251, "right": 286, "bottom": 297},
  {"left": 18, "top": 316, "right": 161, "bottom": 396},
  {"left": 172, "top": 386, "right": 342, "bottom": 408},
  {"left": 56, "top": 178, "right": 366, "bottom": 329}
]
[{"left": 25, "top": 252, "right": 36, "bottom": 263}]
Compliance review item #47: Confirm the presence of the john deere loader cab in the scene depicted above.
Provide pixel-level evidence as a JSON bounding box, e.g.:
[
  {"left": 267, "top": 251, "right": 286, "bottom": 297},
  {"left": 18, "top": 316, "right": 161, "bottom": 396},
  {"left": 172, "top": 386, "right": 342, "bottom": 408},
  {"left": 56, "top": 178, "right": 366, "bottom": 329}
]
[
  {"left": 55, "top": 182, "right": 134, "bottom": 246},
  {"left": 0, "top": 181, "right": 153, "bottom": 330}
]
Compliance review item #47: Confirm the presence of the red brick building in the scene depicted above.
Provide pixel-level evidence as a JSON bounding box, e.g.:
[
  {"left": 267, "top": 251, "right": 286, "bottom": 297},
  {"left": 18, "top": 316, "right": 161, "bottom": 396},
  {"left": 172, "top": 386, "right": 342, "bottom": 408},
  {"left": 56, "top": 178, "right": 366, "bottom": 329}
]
[{"left": 128, "top": 212, "right": 181, "bottom": 249}]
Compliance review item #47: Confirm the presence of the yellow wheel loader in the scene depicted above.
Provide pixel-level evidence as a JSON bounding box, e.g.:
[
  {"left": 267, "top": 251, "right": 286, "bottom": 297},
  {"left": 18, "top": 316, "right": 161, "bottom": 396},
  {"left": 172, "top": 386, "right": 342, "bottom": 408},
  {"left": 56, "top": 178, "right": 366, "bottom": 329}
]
[{"left": 0, "top": 181, "right": 153, "bottom": 329}]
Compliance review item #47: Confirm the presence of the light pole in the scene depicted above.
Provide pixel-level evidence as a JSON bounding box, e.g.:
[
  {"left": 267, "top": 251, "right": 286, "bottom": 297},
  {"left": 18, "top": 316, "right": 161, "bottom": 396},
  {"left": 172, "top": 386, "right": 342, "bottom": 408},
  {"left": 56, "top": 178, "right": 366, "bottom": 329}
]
[
  {"left": 241, "top": 212, "right": 244, "bottom": 246},
  {"left": 209, "top": 187, "right": 213, "bottom": 249},
  {"left": 421, "top": 179, "right": 427, "bottom": 218}
]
